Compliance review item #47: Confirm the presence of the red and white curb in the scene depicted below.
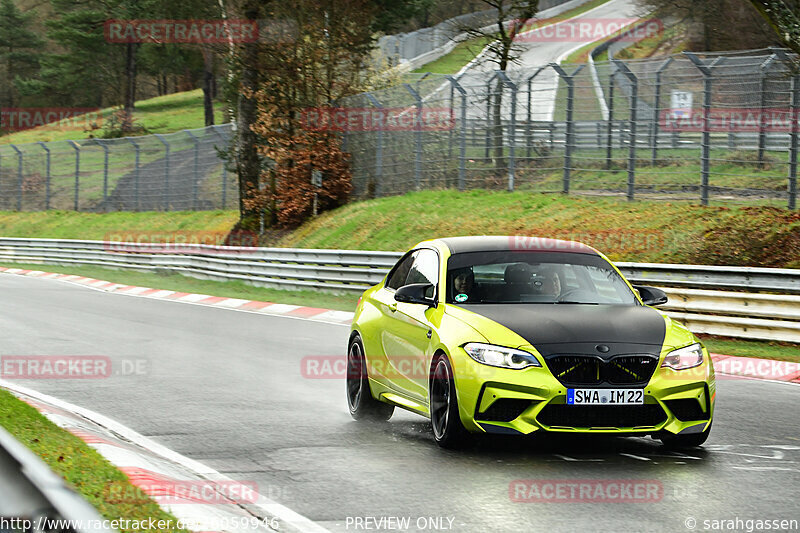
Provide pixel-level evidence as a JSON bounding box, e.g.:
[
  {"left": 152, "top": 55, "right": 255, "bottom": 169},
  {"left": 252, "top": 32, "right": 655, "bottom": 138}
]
[
  {"left": 0, "top": 267, "right": 355, "bottom": 325},
  {"left": 0, "top": 380, "right": 329, "bottom": 533}
]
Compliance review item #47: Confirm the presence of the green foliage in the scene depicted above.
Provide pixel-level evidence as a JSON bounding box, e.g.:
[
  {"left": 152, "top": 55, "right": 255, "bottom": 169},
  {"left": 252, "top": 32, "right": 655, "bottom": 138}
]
[
  {"left": 0, "top": 0, "right": 43, "bottom": 107},
  {"left": 689, "top": 207, "right": 800, "bottom": 268}
]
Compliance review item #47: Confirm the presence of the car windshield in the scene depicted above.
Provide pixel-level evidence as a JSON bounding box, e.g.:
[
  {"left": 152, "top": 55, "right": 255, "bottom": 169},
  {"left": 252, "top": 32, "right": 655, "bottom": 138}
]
[{"left": 446, "top": 251, "right": 638, "bottom": 305}]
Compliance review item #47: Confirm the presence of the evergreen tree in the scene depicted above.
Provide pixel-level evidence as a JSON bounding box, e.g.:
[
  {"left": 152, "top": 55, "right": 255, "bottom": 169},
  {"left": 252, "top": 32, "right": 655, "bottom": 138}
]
[{"left": 0, "top": 0, "right": 43, "bottom": 107}]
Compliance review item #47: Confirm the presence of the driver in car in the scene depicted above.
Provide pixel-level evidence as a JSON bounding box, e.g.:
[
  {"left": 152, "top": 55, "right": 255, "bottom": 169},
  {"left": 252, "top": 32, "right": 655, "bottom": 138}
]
[
  {"left": 452, "top": 267, "right": 479, "bottom": 303},
  {"left": 535, "top": 267, "right": 562, "bottom": 298}
]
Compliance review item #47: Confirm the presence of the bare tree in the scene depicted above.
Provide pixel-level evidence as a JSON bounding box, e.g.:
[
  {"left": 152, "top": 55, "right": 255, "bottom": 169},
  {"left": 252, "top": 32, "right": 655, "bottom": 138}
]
[{"left": 454, "top": 1, "right": 539, "bottom": 173}]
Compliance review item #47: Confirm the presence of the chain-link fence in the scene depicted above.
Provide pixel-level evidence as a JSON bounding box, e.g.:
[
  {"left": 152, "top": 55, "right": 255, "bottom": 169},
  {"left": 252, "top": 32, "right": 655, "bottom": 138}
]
[
  {"left": 4, "top": 49, "right": 798, "bottom": 213},
  {"left": 342, "top": 48, "right": 800, "bottom": 209},
  {"left": 0, "top": 124, "right": 235, "bottom": 212}
]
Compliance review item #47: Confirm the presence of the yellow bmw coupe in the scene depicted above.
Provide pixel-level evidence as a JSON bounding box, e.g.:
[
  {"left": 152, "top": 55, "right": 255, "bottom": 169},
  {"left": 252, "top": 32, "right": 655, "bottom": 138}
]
[{"left": 347, "top": 237, "right": 715, "bottom": 448}]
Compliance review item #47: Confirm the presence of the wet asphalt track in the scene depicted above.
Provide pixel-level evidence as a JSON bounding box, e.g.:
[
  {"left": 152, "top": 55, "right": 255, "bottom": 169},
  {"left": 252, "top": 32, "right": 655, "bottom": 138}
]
[{"left": 1, "top": 274, "right": 799, "bottom": 532}]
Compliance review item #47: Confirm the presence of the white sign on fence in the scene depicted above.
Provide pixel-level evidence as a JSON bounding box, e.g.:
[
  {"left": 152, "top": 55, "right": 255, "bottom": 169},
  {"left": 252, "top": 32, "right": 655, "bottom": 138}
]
[{"left": 671, "top": 90, "right": 693, "bottom": 117}]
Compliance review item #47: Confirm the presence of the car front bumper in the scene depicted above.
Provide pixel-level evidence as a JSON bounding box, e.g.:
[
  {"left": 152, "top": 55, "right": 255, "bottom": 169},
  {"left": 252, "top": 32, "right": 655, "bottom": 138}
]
[{"left": 450, "top": 347, "right": 715, "bottom": 437}]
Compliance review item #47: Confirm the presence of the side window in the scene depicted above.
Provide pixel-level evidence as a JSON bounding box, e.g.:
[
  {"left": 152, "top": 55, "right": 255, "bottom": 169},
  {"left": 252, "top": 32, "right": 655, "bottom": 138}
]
[
  {"left": 405, "top": 249, "right": 439, "bottom": 298},
  {"left": 386, "top": 252, "right": 415, "bottom": 290}
]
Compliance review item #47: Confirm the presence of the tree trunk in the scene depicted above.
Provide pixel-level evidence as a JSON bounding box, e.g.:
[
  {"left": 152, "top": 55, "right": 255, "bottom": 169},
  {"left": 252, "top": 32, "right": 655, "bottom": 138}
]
[
  {"left": 202, "top": 48, "right": 215, "bottom": 126},
  {"left": 123, "top": 42, "right": 138, "bottom": 126},
  {"left": 235, "top": 0, "right": 265, "bottom": 223}
]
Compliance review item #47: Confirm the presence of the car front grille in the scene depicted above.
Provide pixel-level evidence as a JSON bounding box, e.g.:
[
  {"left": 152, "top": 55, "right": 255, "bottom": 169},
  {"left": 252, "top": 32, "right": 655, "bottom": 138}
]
[
  {"left": 545, "top": 355, "right": 659, "bottom": 386},
  {"left": 537, "top": 403, "right": 667, "bottom": 429}
]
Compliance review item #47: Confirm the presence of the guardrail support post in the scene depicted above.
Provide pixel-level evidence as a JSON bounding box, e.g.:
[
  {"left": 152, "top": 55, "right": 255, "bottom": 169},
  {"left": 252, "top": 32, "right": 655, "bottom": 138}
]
[
  {"left": 37, "top": 141, "right": 51, "bottom": 210},
  {"left": 652, "top": 57, "right": 673, "bottom": 165},
  {"left": 9, "top": 144, "right": 23, "bottom": 211},
  {"left": 551, "top": 63, "right": 584, "bottom": 194},
  {"left": 446, "top": 75, "right": 468, "bottom": 190},
  {"left": 403, "top": 83, "right": 424, "bottom": 191},
  {"left": 68, "top": 140, "right": 80, "bottom": 211},
  {"left": 613, "top": 60, "right": 639, "bottom": 201},
  {"left": 365, "top": 93, "right": 384, "bottom": 196},
  {"left": 184, "top": 130, "right": 201, "bottom": 210},
  {"left": 685, "top": 53, "right": 723, "bottom": 206},
  {"left": 154, "top": 133, "right": 170, "bottom": 211}
]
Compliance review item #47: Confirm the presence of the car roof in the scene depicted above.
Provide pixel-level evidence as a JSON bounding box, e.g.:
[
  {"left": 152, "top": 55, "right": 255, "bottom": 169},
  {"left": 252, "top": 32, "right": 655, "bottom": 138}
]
[{"left": 435, "top": 236, "right": 598, "bottom": 255}]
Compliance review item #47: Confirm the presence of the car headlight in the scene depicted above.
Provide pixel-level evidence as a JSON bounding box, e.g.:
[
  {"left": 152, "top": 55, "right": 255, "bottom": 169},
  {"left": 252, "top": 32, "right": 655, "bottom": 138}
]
[
  {"left": 463, "top": 343, "right": 541, "bottom": 369},
  {"left": 661, "top": 343, "right": 704, "bottom": 370}
]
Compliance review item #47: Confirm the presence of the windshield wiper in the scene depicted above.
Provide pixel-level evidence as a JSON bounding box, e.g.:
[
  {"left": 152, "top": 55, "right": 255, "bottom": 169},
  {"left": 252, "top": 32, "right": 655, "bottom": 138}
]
[{"left": 554, "top": 301, "right": 600, "bottom": 305}]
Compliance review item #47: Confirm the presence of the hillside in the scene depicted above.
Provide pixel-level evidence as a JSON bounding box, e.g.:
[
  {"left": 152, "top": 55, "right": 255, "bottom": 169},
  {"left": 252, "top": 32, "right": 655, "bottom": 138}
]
[
  {"left": 0, "top": 90, "right": 225, "bottom": 145},
  {"left": 275, "top": 190, "right": 800, "bottom": 268},
  {"left": 0, "top": 191, "right": 797, "bottom": 268}
]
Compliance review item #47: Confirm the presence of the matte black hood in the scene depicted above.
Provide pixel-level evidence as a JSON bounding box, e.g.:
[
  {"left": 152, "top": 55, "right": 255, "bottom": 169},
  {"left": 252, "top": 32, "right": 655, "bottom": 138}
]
[{"left": 458, "top": 304, "right": 666, "bottom": 358}]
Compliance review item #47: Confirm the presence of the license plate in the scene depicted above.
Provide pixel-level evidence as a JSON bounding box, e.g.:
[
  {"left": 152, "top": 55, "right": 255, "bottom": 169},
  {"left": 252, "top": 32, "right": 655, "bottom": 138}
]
[{"left": 567, "top": 389, "right": 644, "bottom": 406}]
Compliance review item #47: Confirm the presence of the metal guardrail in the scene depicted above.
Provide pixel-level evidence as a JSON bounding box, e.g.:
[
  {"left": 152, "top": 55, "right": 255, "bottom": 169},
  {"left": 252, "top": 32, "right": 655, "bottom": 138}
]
[
  {"left": 0, "top": 238, "right": 798, "bottom": 342},
  {"left": 0, "top": 425, "right": 116, "bottom": 533}
]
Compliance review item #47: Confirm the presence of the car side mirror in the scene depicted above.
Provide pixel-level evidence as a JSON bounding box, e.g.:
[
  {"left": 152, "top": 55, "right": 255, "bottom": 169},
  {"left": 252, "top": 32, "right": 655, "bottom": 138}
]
[
  {"left": 633, "top": 285, "right": 668, "bottom": 306},
  {"left": 395, "top": 283, "right": 436, "bottom": 307}
]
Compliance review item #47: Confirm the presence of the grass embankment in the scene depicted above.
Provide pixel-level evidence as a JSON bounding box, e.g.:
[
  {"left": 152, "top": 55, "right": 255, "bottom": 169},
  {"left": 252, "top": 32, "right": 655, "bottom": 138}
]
[
  {"left": 0, "top": 210, "right": 238, "bottom": 240},
  {"left": 0, "top": 389, "right": 187, "bottom": 532},
  {"left": 412, "top": 0, "right": 614, "bottom": 74},
  {"left": 699, "top": 337, "right": 800, "bottom": 364},
  {"left": 277, "top": 190, "right": 800, "bottom": 268},
  {"left": 0, "top": 89, "right": 224, "bottom": 144}
]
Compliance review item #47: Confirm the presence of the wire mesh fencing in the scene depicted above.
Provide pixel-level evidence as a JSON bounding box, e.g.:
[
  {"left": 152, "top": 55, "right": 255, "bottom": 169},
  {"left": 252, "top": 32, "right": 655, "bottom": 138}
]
[
  {"left": 341, "top": 49, "right": 800, "bottom": 209},
  {"left": 0, "top": 124, "right": 235, "bottom": 212}
]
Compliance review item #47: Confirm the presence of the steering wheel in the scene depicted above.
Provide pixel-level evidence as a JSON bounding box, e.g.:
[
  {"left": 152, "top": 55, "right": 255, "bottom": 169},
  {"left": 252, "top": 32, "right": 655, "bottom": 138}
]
[{"left": 556, "top": 288, "right": 593, "bottom": 303}]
